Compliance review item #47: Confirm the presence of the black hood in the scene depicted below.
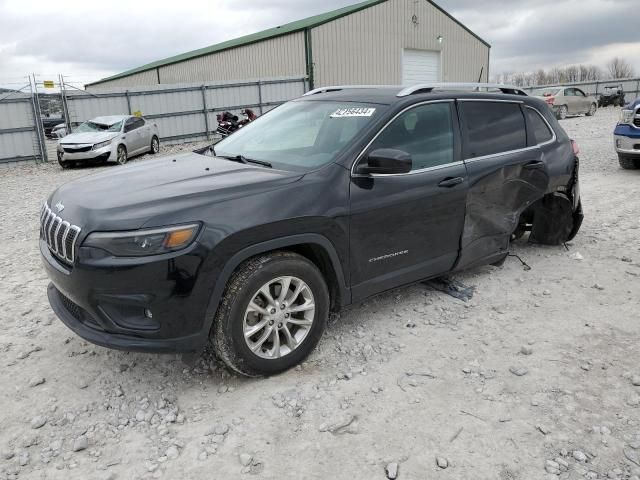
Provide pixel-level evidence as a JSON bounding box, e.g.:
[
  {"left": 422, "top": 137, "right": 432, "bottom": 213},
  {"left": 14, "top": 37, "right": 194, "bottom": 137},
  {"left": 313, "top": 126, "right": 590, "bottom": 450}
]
[{"left": 48, "top": 152, "right": 303, "bottom": 232}]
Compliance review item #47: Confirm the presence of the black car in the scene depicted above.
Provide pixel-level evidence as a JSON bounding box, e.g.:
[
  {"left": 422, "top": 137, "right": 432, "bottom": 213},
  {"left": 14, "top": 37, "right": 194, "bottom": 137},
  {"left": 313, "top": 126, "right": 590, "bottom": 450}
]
[
  {"left": 598, "top": 85, "right": 626, "bottom": 108},
  {"left": 42, "top": 116, "right": 65, "bottom": 138},
  {"left": 41, "top": 83, "right": 583, "bottom": 377}
]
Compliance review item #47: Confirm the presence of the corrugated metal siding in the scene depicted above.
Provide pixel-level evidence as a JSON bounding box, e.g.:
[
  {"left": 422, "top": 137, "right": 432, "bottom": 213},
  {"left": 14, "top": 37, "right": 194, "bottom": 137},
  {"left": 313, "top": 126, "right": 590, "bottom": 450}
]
[
  {"left": 0, "top": 95, "right": 41, "bottom": 163},
  {"left": 158, "top": 32, "right": 307, "bottom": 84},
  {"left": 66, "top": 78, "right": 307, "bottom": 144},
  {"left": 311, "top": 0, "right": 489, "bottom": 86},
  {"left": 88, "top": 69, "right": 159, "bottom": 89}
]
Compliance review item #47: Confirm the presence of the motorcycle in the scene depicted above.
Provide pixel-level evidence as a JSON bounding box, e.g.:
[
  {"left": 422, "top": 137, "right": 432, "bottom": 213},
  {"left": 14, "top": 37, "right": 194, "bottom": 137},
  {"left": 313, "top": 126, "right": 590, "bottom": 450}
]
[{"left": 216, "top": 109, "right": 258, "bottom": 138}]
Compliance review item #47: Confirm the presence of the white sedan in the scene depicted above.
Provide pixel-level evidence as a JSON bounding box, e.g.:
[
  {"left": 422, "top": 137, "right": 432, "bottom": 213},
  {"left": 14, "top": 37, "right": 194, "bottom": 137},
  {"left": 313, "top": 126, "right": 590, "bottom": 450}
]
[{"left": 57, "top": 115, "right": 160, "bottom": 168}]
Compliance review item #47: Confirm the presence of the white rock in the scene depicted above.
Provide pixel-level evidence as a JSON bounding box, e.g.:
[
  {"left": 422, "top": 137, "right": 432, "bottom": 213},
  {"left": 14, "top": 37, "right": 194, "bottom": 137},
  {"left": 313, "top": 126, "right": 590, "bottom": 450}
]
[
  {"left": 573, "top": 450, "right": 587, "bottom": 462},
  {"left": 29, "top": 377, "right": 46, "bottom": 387},
  {"left": 385, "top": 462, "right": 398, "bottom": 479},
  {"left": 166, "top": 445, "right": 179, "bottom": 460},
  {"left": 239, "top": 453, "right": 253, "bottom": 466},
  {"left": 436, "top": 457, "right": 449, "bottom": 469},
  {"left": 72, "top": 435, "right": 88, "bottom": 452},
  {"left": 30, "top": 415, "right": 47, "bottom": 429}
]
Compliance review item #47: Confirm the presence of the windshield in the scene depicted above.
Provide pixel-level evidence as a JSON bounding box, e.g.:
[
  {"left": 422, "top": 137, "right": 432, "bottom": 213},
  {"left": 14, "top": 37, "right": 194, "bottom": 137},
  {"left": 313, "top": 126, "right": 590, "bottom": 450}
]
[
  {"left": 212, "top": 101, "right": 384, "bottom": 171},
  {"left": 531, "top": 88, "right": 561, "bottom": 97},
  {"left": 76, "top": 120, "right": 123, "bottom": 133}
]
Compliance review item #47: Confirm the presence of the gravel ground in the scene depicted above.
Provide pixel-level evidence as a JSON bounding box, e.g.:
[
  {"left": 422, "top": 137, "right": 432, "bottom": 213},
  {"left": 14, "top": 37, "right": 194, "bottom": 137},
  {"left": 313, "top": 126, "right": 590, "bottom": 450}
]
[{"left": 1, "top": 106, "right": 639, "bottom": 480}]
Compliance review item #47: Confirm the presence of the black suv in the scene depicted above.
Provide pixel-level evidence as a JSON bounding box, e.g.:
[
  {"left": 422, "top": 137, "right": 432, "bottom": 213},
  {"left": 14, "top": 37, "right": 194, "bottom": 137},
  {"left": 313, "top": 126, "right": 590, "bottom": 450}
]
[{"left": 41, "top": 83, "right": 583, "bottom": 377}]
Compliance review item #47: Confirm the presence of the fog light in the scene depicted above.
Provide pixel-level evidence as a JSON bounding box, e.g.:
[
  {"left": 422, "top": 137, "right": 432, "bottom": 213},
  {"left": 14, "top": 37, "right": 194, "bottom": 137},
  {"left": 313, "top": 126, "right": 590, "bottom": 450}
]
[
  {"left": 144, "top": 309, "right": 153, "bottom": 319},
  {"left": 616, "top": 139, "right": 622, "bottom": 149}
]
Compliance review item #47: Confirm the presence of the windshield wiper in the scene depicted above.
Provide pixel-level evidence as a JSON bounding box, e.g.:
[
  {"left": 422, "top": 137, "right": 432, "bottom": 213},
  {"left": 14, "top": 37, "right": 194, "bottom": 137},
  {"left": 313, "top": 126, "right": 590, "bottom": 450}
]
[{"left": 215, "top": 154, "right": 272, "bottom": 168}]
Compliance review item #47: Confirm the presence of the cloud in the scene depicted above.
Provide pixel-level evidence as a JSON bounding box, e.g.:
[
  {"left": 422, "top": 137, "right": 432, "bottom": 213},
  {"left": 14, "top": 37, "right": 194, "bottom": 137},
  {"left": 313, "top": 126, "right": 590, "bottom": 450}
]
[{"left": 0, "top": 0, "right": 637, "bottom": 87}]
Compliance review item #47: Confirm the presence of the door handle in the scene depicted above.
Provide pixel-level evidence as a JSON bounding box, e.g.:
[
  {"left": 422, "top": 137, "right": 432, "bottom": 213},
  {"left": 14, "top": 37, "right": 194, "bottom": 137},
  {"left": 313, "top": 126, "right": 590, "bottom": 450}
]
[
  {"left": 524, "top": 161, "right": 544, "bottom": 170},
  {"left": 438, "top": 176, "right": 464, "bottom": 188}
]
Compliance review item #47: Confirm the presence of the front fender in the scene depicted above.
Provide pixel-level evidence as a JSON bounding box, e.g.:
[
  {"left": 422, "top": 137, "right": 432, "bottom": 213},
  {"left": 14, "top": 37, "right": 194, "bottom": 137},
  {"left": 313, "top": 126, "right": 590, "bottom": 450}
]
[{"left": 200, "top": 232, "right": 350, "bottom": 342}]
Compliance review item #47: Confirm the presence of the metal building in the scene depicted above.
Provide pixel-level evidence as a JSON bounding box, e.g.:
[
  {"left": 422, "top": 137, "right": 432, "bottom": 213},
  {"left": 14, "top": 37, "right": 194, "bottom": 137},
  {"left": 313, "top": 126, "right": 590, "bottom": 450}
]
[{"left": 86, "top": 0, "right": 490, "bottom": 90}]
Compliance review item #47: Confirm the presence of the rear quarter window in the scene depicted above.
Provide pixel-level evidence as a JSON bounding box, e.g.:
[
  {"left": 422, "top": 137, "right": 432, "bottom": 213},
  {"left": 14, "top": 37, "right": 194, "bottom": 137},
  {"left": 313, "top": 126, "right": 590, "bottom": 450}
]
[
  {"left": 525, "top": 107, "right": 554, "bottom": 145},
  {"left": 460, "top": 101, "right": 527, "bottom": 158}
]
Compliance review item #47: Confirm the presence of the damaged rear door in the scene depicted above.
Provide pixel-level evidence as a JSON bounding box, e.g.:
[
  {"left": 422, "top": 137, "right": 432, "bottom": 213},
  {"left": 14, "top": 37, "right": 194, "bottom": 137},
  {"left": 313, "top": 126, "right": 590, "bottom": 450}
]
[{"left": 454, "top": 99, "right": 549, "bottom": 270}]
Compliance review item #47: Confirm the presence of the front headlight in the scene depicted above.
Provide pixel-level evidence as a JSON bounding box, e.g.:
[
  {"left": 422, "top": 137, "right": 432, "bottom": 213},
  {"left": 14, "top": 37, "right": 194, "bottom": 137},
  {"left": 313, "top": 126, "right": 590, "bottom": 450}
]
[
  {"left": 83, "top": 224, "right": 200, "bottom": 257},
  {"left": 93, "top": 140, "right": 112, "bottom": 150},
  {"left": 619, "top": 109, "right": 634, "bottom": 125}
]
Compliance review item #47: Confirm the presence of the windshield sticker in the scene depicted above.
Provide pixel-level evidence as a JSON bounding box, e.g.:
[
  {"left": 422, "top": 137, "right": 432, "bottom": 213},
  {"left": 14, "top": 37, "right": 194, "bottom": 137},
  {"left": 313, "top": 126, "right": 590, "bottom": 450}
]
[{"left": 330, "top": 107, "right": 376, "bottom": 118}]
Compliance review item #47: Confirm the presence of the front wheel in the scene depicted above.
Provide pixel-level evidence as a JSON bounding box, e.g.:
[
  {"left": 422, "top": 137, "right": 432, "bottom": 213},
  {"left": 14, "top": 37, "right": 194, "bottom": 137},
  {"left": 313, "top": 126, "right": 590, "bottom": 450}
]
[
  {"left": 556, "top": 105, "right": 568, "bottom": 120},
  {"left": 116, "top": 145, "right": 128, "bottom": 165},
  {"left": 619, "top": 154, "right": 640, "bottom": 170},
  {"left": 150, "top": 136, "right": 160, "bottom": 154},
  {"left": 586, "top": 103, "right": 596, "bottom": 116},
  {"left": 211, "top": 252, "right": 329, "bottom": 377}
]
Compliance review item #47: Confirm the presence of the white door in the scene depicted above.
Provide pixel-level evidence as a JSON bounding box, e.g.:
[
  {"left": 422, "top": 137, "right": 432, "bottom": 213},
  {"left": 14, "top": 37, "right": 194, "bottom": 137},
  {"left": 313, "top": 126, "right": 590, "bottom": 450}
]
[{"left": 402, "top": 49, "right": 441, "bottom": 85}]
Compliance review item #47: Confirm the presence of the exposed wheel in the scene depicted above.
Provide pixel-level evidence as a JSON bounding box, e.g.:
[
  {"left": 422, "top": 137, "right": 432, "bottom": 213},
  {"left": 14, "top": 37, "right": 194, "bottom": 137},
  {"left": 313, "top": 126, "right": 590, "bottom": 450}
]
[
  {"left": 150, "top": 136, "right": 160, "bottom": 154},
  {"left": 116, "top": 145, "right": 128, "bottom": 165},
  {"left": 57, "top": 151, "right": 70, "bottom": 169},
  {"left": 210, "top": 251, "right": 329, "bottom": 377},
  {"left": 556, "top": 105, "right": 568, "bottom": 120},
  {"left": 586, "top": 103, "right": 596, "bottom": 116},
  {"left": 618, "top": 154, "right": 640, "bottom": 170}
]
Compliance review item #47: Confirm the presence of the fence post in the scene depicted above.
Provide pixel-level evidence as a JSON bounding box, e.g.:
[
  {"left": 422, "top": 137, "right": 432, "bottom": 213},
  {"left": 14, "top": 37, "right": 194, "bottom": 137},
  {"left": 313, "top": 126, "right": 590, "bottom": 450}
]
[
  {"left": 257, "top": 81, "right": 264, "bottom": 115},
  {"left": 59, "top": 74, "right": 72, "bottom": 135},
  {"left": 31, "top": 74, "right": 48, "bottom": 163},
  {"left": 636, "top": 79, "right": 640, "bottom": 99},
  {"left": 201, "top": 85, "right": 210, "bottom": 140},
  {"left": 125, "top": 90, "right": 132, "bottom": 114}
]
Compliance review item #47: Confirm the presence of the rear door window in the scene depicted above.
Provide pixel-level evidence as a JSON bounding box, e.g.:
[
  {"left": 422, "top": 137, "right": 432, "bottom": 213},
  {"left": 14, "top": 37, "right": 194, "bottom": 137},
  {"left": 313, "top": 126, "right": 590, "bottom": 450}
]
[
  {"left": 460, "top": 101, "right": 527, "bottom": 158},
  {"left": 525, "top": 107, "right": 553, "bottom": 145}
]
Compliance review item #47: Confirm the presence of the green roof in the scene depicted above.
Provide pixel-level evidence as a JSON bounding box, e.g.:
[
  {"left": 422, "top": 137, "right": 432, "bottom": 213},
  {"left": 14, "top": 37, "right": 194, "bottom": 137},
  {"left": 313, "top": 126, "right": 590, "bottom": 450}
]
[{"left": 87, "top": 0, "right": 489, "bottom": 86}]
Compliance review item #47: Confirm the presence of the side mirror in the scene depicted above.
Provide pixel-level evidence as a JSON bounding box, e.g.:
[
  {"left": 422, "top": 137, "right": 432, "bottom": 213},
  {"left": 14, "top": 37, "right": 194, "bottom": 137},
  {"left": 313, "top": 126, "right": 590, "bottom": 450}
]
[{"left": 356, "top": 148, "right": 412, "bottom": 175}]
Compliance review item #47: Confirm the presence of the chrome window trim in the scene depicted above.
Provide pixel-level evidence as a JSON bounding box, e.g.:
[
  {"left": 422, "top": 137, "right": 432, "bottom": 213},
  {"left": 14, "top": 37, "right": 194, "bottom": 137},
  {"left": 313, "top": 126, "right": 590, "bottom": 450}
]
[
  {"left": 350, "top": 99, "right": 456, "bottom": 178},
  {"left": 457, "top": 98, "right": 525, "bottom": 104}
]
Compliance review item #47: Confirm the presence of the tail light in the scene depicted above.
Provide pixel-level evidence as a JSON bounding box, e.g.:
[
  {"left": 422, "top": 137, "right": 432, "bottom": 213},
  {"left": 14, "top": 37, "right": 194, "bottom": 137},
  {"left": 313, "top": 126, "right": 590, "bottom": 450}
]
[
  {"left": 571, "top": 139, "right": 579, "bottom": 156},
  {"left": 545, "top": 96, "right": 555, "bottom": 105}
]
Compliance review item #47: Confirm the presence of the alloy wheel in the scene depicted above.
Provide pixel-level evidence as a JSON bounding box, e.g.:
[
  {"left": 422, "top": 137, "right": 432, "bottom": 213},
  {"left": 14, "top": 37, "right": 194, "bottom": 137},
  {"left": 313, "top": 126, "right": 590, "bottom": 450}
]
[
  {"left": 152, "top": 137, "right": 159, "bottom": 153},
  {"left": 117, "top": 146, "right": 127, "bottom": 164},
  {"left": 243, "top": 276, "right": 315, "bottom": 359}
]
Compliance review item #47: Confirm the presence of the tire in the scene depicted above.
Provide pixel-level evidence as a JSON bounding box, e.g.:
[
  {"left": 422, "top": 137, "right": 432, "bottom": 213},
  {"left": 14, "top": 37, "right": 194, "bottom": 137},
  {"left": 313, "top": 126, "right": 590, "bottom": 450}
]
[
  {"left": 210, "top": 251, "right": 329, "bottom": 377},
  {"left": 556, "top": 105, "right": 568, "bottom": 120},
  {"left": 150, "top": 136, "right": 160, "bottom": 155},
  {"left": 116, "top": 145, "right": 127, "bottom": 165},
  {"left": 58, "top": 159, "right": 70, "bottom": 169},
  {"left": 618, "top": 154, "right": 640, "bottom": 170},
  {"left": 586, "top": 103, "right": 596, "bottom": 116}
]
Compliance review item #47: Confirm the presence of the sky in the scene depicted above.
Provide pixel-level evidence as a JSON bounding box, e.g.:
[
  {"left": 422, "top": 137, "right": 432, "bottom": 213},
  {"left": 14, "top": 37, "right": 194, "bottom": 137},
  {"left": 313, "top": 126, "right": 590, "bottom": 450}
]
[{"left": 0, "top": 0, "right": 638, "bottom": 88}]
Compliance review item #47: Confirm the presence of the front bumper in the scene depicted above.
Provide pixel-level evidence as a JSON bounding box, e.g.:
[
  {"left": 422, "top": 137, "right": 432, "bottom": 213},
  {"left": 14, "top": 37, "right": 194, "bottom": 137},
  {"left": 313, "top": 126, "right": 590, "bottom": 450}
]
[
  {"left": 614, "top": 124, "right": 640, "bottom": 155},
  {"left": 41, "top": 239, "right": 212, "bottom": 353},
  {"left": 57, "top": 144, "right": 114, "bottom": 163}
]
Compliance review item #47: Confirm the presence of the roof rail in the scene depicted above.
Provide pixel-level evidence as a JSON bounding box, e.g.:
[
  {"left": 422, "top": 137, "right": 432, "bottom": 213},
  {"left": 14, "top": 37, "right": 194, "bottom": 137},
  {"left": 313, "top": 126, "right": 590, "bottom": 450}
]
[
  {"left": 303, "top": 85, "right": 398, "bottom": 96},
  {"left": 397, "top": 83, "right": 528, "bottom": 97}
]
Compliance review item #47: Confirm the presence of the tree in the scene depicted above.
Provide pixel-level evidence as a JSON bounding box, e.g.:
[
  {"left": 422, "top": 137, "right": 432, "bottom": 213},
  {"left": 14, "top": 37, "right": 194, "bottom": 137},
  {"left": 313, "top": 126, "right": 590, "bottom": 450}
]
[{"left": 607, "top": 57, "right": 634, "bottom": 79}]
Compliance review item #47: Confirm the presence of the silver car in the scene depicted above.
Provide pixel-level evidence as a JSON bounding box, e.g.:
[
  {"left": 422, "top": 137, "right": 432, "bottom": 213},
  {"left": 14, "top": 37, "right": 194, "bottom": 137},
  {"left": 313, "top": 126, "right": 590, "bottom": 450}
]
[
  {"left": 57, "top": 115, "right": 160, "bottom": 168},
  {"left": 532, "top": 87, "right": 598, "bottom": 120}
]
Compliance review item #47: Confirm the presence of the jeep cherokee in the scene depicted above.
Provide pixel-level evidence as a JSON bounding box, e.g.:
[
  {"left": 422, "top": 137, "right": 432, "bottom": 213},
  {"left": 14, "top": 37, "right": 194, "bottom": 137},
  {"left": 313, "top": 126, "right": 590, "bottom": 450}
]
[{"left": 41, "top": 83, "right": 584, "bottom": 377}]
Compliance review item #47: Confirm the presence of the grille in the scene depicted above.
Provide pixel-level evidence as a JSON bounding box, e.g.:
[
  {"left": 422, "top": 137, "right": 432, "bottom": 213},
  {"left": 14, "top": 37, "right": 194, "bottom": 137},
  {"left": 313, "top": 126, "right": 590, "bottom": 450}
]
[
  {"left": 40, "top": 203, "right": 81, "bottom": 263},
  {"left": 63, "top": 145, "right": 92, "bottom": 153}
]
